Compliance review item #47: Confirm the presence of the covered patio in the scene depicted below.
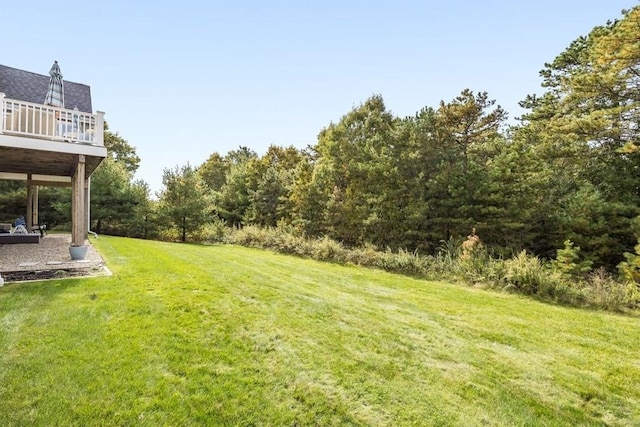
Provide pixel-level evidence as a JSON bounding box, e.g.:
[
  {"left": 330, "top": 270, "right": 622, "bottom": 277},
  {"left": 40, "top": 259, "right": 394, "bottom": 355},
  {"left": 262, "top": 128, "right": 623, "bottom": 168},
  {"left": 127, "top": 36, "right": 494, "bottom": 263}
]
[
  {"left": 0, "top": 234, "right": 108, "bottom": 282},
  {"left": 0, "top": 138, "right": 105, "bottom": 246}
]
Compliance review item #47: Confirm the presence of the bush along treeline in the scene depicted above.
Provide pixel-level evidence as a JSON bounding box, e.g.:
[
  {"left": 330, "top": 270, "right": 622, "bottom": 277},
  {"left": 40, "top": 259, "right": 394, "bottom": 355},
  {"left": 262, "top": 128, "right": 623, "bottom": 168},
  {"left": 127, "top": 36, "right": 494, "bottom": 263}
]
[
  {"left": 1, "top": 7, "right": 640, "bottom": 309},
  {"left": 211, "top": 224, "right": 639, "bottom": 311}
]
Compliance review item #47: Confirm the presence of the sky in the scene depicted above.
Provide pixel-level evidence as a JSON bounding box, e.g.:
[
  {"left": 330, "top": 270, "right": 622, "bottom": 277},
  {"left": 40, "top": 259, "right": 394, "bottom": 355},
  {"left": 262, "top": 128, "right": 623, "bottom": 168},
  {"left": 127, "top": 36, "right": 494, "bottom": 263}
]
[{"left": 4, "top": 0, "right": 637, "bottom": 195}]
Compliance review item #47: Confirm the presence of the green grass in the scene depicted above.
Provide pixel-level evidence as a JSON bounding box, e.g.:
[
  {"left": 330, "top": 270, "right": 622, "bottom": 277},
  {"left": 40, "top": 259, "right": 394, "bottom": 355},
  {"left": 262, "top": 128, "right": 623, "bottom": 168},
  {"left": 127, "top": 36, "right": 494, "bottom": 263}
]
[{"left": 0, "top": 236, "right": 639, "bottom": 426}]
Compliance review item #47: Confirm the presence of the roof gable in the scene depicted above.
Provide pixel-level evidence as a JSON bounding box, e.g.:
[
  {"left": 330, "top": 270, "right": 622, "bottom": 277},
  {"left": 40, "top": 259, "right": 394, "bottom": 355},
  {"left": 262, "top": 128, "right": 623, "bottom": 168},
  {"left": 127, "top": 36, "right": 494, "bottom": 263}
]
[{"left": 0, "top": 64, "right": 93, "bottom": 113}]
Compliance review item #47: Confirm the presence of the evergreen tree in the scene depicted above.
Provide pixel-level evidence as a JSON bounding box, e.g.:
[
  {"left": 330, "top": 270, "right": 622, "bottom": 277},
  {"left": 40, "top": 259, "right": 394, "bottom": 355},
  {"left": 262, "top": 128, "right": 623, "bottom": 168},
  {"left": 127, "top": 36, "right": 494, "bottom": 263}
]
[
  {"left": 519, "top": 6, "right": 640, "bottom": 267},
  {"left": 244, "top": 145, "right": 305, "bottom": 227},
  {"left": 90, "top": 157, "right": 136, "bottom": 235},
  {"left": 157, "top": 164, "right": 211, "bottom": 242},
  {"left": 311, "top": 95, "right": 398, "bottom": 246}
]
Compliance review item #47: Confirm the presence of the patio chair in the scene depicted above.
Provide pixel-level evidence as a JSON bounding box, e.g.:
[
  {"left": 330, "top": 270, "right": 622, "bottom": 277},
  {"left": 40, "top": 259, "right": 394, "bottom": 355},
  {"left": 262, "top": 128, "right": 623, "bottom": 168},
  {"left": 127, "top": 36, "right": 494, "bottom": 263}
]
[
  {"left": 14, "top": 216, "right": 47, "bottom": 237},
  {"left": 14, "top": 217, "right": 27, "bottom": 234},
  {"left": 0, "top": 218, "right": 40, "bottom": 243},
  {"left": 13, "top": 224, "right": 28, "bottom": 234}
]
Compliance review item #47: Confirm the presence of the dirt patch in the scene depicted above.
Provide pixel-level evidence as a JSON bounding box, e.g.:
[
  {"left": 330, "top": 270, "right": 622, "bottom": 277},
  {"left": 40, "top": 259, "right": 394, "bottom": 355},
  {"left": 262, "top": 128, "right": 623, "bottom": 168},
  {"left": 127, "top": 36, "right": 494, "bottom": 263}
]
[{"left": 2, "top": 267, "right": 104, "bottom": 283}]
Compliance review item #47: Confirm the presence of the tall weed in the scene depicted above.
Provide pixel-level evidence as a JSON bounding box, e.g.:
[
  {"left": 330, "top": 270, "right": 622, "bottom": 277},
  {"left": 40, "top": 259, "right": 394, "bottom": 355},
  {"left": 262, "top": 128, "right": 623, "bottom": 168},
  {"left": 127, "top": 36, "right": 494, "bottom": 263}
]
[
  {"left": 377, "top": 248, "right": 432, "bottom": 276},
  {"left": 437, "top": 236, "right": 462, "bottom": 265},
  {"left": 343, "top": 244, "right": 384, "bottom": 267},
  {"left": 584, "top": 268, "right": 639, "bottom": 311}
]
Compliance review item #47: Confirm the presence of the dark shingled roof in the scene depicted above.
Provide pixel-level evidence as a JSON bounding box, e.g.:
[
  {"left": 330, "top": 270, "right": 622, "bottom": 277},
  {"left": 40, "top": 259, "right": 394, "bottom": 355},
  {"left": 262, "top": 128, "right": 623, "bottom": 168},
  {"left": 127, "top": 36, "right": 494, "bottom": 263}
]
[{"left": 0, "top": 64, "right": 93, "bottom": 113}]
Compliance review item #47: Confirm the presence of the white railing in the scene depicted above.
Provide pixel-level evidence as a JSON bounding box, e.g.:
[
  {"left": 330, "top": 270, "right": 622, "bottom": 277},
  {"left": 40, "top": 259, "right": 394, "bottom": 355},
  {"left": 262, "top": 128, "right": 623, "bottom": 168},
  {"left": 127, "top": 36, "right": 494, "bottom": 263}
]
[{"left": 0, "top": 92, "right": 104, "bottom": 146}]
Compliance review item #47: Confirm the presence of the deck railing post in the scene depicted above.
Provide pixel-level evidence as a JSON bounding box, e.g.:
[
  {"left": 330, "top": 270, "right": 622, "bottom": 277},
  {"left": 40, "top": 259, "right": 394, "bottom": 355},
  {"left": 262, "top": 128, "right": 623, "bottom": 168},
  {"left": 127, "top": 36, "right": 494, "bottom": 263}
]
[
  {"left": 96, "top": 111, "right": 105, "bottom": 146},
  {"left": 0, "top": 96, "right": 104, "bottom": 144},
  {"left": 0, "top": 92, "right": 5, "bottom": 134}
]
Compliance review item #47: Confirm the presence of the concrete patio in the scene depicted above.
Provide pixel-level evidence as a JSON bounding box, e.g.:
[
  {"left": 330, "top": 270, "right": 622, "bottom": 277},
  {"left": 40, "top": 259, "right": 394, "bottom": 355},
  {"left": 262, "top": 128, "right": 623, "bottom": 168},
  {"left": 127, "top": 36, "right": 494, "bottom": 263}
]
[{"left": 0, "top": 234, "right": 108, "bottom": 282}]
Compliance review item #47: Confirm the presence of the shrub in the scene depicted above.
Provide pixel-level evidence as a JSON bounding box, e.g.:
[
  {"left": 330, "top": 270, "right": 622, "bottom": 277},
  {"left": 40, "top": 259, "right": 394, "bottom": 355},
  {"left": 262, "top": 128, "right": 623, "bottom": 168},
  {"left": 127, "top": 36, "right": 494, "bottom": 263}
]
[
  {"left": 502, "top": 251, "right": 570, "bottom": 300},
  {"left": 582, "top": 268, "right": 635, "bottom": 310},
  {"left": 462, "top": 252, "right": 507, "bottom": 289},
  {"left": 201, "top": 218, "right": 229, "bottom": 243},
  {"left": 157, "top": 226, "right": 180, "bottom": 242},
  {"left": 343, "top": 243, "right": 384, "bottom": 267},
  {"left": 456, "top": 231, "right": 505, "bottom": 287},
  {"left": 230, "top": 225, "right": 279, "bottom": 248},
  {"left": 223, "top": 225, "right": 636, "bottom": 310},
  {"left": 377, "top": 248, "right": 432, "bottom": 276},
  {"left": 618, "top": 239, "right": 640, "bottom": 284},
  {"left": 311, "top": 236, "right": 347, "bottom": 262}
]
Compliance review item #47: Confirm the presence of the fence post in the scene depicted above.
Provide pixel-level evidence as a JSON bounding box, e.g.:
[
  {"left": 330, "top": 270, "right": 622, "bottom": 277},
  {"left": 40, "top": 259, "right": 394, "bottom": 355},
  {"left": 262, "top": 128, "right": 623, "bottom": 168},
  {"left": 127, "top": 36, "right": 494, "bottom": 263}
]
[{"left": 0, "top": 92, "right": 5, "bottom": 134}]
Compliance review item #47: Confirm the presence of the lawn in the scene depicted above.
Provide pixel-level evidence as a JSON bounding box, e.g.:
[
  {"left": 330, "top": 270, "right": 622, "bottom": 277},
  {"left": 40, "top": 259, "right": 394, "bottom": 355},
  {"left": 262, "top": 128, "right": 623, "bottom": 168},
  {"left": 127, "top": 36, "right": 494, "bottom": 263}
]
[{"left": 0, "top": 236, "right": 639, "bottom": 426}]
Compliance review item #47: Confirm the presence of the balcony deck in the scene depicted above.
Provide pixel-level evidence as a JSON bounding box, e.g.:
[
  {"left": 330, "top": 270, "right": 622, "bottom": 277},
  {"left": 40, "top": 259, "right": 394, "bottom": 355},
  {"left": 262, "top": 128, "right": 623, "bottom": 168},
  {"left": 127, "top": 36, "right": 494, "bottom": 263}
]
[
  {"left": 0, "top": 94, "right": 106, "bottom": 182},
  {"left": 2, "top": 93, "right": 104, "bottom": 145}
]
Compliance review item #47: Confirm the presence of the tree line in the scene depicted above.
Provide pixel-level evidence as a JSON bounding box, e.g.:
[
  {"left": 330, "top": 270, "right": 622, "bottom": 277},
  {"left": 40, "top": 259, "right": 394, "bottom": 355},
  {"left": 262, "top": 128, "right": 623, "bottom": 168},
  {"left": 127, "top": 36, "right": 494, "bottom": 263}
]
[{"left": 1, "top": 6, "right": 639, "bottom": 273}]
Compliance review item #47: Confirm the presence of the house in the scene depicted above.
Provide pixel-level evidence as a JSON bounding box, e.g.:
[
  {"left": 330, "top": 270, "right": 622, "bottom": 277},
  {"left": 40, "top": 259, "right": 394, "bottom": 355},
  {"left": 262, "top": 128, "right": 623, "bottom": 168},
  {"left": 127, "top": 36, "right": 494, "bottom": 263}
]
[{"left": 0, "top": 62, "right": 107, "bottom": 247}]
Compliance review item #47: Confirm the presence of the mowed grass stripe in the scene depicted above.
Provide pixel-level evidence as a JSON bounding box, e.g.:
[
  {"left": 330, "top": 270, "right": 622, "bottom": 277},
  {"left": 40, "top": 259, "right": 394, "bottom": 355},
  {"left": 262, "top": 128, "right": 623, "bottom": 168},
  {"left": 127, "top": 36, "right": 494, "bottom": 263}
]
[{"left": 0, "top": 236, "right": 638, "bottom": 426}]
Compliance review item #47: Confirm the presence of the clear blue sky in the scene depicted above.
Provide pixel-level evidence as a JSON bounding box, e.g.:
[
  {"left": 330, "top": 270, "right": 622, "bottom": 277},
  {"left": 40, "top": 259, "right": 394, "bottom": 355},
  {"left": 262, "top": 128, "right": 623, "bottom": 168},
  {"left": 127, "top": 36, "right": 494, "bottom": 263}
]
[{"left": 5, "top": 0, "right": 636, "bottom": 194}]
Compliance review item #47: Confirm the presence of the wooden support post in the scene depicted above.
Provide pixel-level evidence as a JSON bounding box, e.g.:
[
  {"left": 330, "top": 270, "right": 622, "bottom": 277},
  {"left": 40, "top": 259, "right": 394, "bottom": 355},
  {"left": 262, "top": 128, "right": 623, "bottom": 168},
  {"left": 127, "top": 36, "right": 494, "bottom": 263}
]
[
  {"left": 26, "top": 177, "right": 39, "bottom": 231},
  {"left": 33, "top": 186, "right": 39, "bottom": 228},
  {"left": 26, "top": 176, "right": 33, "bottom": 231},
  {"left": 25, "top": 174, "right": 39, "bottom": 231},
  {"left": 71, "top": 155, "right": 86, "bottom": 246},
  {"left": 84, "top": 179, "right": 90, "bottom": 240}
]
